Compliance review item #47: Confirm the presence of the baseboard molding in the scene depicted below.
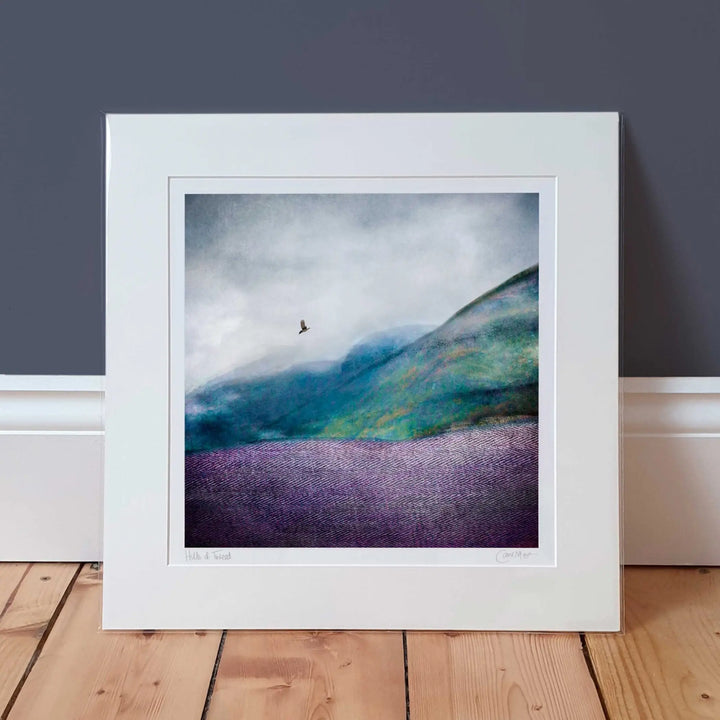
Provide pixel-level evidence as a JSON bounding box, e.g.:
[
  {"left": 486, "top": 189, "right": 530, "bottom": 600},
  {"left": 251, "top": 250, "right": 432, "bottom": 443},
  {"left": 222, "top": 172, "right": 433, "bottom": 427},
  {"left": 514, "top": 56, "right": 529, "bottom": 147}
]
[
  {"left": 0, "top": 375, "right": 104, "bottom": 432},
  {"left": 1, "top": 375, "right": 718, "bottom": 564},
  {"left": 0, "top": 376, "right": 104, "bottom": 560},
  {"left": 623, "top": 377, "right": 720, "bottom": 564}
]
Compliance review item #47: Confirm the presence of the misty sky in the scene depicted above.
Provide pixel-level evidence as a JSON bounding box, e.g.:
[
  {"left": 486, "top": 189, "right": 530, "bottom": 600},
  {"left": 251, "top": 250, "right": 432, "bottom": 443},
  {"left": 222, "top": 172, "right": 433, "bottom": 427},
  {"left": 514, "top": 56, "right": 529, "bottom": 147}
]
[{"left": 185, "top": 193, "right": 538, "bottom": 390}]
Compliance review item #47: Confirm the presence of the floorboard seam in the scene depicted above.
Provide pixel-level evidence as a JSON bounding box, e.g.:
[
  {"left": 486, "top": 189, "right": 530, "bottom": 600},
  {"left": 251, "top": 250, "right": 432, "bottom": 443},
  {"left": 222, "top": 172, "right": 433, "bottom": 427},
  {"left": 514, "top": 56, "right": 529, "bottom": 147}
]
[
  {"left": 200, "top": 630, "right": 227, "bottom": 720},
  {"left": 0, "top": 565, "right": 32, "bottom": 623},
  {"left": 580, "top": 633, "right": 611, "bottom": 720},
  {"left": 1, "top": 562, "right": 82, "bottom": 720},
  {"left": 402, "top": 631, "right": 411, "bottom": 720}
]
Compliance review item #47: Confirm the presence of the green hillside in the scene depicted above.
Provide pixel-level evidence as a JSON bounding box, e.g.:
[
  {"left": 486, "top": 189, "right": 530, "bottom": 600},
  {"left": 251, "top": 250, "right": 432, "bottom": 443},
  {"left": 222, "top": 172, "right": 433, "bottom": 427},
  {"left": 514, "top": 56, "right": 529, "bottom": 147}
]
[
  {"left": 315, "top": 264, "right": 538, "bottom": 439},
  {"left": 186, "top": 265, "right": 538, "bottom": 450}
]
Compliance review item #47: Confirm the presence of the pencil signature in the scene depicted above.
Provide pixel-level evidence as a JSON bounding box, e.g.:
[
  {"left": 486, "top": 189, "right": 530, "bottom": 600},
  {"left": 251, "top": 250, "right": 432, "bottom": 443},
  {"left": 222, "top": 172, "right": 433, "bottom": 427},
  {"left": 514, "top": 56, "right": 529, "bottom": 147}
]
[{"left": 495, "top": 549, "right": 538, "bottom": 564}]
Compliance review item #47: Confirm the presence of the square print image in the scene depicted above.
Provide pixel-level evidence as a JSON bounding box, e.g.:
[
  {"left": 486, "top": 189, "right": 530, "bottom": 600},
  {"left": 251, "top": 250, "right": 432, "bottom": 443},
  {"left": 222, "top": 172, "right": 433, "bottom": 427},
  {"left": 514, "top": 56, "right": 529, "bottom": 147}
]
[{"left": 184, "top": 193, "right": 539, "bottom": 549}]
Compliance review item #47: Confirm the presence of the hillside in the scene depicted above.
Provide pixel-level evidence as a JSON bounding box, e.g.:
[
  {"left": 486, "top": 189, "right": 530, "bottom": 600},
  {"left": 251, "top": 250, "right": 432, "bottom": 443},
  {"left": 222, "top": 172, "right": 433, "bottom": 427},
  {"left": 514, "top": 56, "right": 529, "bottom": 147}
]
[
  {"left": 186, "top": 265, "right": 538, "bottom": 450},
  {"left": 185, "top": 324, "right": 433, "bottom": 450}
]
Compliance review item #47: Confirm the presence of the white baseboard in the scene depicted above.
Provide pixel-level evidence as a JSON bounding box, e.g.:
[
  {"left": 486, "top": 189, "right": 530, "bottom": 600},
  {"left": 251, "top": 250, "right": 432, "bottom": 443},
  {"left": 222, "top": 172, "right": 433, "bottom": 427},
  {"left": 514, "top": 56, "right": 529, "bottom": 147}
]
[
  {"left": 622, "top": 377, "right": 720, "bottom": 564},
  {"left": 1, "top": 375, "right": 718, "bottom": 564},
  {"left": 0, "top": 376, "right": 104, "bottom": 560}
]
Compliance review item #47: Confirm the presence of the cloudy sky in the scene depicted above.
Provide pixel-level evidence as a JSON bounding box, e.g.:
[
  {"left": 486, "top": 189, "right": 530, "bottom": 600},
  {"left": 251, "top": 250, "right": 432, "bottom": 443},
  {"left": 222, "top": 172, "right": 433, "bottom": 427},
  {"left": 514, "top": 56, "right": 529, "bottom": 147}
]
[{"left": 185, "top": 193, "right": 538, "bottom": 390}]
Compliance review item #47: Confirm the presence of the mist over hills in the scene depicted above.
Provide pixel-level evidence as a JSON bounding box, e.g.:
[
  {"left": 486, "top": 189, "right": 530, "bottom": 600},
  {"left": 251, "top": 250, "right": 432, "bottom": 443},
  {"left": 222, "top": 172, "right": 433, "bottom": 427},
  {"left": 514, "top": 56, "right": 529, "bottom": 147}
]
[{"left": 186, "top": 265, "right": 538, "bottom": 452}]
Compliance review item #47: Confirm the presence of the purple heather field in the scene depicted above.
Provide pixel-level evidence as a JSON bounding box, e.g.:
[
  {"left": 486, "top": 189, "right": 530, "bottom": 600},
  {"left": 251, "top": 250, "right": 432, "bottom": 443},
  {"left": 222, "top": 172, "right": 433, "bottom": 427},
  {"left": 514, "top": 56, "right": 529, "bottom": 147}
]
[{"left": 185, "top": 419, "right": 538, "bottom": 548}]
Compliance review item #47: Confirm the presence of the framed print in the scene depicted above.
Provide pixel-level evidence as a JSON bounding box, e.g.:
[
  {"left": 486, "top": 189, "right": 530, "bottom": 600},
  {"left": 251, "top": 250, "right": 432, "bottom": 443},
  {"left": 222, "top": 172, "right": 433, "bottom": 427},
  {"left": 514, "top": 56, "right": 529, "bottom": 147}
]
[
  {"left": 104, "top": 113, "right": 620, "bottom": 630},
  {"left": 175, "top": 178, "right": 555, "bottom": 567}
]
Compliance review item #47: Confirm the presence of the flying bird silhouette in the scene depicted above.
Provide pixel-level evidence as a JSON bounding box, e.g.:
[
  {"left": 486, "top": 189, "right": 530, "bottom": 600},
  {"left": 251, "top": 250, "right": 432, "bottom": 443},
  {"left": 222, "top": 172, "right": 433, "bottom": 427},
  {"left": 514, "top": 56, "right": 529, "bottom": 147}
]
[{"left": 298, "top": 319, "right": 310, "bottom": 335}]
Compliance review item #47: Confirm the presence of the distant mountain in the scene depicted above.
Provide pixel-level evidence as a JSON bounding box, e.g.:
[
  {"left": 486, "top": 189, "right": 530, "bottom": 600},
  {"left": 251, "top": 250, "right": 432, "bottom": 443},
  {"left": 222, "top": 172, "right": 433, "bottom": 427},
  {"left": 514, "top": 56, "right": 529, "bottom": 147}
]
[
  {"left": 186, "top": 265, "right": 538, "bottom": 451},
  {"left": 340, "top": 324, "right": 435, "bottom": 375},
  {"left": 186, "top": 324, "right": 433, "bottom": 450}
]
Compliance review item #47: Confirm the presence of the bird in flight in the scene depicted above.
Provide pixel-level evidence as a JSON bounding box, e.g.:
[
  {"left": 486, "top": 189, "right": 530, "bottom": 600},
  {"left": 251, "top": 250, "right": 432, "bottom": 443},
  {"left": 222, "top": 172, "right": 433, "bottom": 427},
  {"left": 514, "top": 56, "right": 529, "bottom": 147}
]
[{"left": 298, "top": 319, "right": 310, "bottom": 335}]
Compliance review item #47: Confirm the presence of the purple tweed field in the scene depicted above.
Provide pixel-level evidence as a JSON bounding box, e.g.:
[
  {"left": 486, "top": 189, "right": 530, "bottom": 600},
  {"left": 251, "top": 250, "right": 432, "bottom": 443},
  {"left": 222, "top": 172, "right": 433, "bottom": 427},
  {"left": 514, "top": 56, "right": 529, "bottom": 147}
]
[{"left": 185, "top": 419, "right": 538, "bottom": 548}]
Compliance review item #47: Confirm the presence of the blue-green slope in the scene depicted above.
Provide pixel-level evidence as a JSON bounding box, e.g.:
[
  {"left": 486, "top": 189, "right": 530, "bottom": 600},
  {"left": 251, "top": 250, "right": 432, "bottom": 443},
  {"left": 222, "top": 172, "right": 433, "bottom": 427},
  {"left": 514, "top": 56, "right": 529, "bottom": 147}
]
[{"left": 186, "top": 265, "right": 538, "bottom": 450}]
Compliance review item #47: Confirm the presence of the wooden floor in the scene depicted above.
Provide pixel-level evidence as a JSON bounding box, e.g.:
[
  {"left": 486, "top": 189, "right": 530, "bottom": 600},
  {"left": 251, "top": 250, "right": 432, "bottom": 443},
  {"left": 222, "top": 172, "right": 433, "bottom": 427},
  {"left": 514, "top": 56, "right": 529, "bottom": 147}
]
[{"left": 0, "top": 566, "right": 718, "bottom": 719}]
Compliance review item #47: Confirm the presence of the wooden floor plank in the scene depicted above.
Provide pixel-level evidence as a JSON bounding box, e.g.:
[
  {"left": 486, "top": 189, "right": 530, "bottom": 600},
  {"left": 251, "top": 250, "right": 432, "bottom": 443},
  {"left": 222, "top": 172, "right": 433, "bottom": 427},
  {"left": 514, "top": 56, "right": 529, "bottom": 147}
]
[
  {"left": 206, "top": 630, "right": 406, "bottom": 719},
  {"left": 6, "top": 565, "right": 222, "bottom": 720},
  {"left": 407, "top": 631, "right": 606, "bottom": 720},
  {"left": 586, "top": 567, "right": 720, "bottom": 720},
  {"left": 0, "top": 563, "right": 79, "bottom": 713}
]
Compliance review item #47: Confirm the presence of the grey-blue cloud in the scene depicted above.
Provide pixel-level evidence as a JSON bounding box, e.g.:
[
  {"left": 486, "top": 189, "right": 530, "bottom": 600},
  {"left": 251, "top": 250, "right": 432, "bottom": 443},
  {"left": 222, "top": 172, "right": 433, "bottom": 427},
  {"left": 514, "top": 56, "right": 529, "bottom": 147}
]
[{"left": 185, "top": 193, "right": 538, "bottom": 389}]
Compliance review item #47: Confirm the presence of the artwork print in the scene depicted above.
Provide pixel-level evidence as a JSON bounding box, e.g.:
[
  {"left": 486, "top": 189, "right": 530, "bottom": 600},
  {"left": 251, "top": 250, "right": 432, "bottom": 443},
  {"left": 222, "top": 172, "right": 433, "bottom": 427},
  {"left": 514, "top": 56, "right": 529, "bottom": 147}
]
[{"left": 184, "top": 193, "right": 540, "bottom": 549}]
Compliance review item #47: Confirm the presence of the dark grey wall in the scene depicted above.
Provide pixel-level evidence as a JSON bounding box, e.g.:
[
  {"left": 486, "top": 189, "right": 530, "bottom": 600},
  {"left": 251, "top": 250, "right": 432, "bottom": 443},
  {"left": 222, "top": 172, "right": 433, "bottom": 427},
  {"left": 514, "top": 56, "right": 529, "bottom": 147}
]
[{"left": 1, "top": 0, "right": 718, "bottom": 376}]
